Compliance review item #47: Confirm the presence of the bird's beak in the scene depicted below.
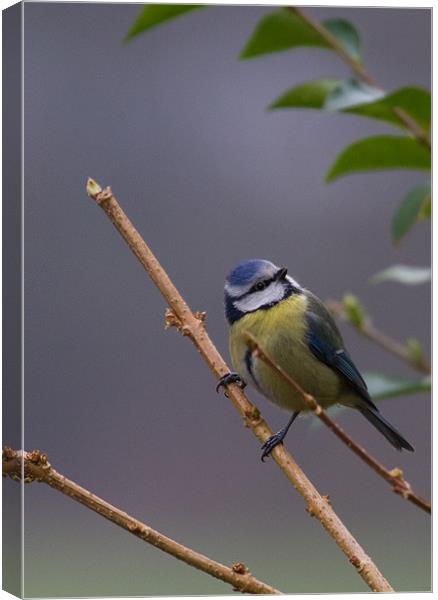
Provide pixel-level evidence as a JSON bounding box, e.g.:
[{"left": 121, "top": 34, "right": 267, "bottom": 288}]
[{"left": 276, "top": 267, "right": 288, "bottom": 281}]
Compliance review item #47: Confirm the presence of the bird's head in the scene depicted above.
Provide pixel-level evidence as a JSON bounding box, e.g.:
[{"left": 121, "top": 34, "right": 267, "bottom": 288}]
[{"left": 224, "top": 259, "right": 302, "bottom": 324}]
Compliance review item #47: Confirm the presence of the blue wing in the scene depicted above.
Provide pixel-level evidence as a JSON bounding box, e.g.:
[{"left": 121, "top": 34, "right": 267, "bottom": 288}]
[{"left": 305, "top": 296, "right": 377, "bottom": 410}]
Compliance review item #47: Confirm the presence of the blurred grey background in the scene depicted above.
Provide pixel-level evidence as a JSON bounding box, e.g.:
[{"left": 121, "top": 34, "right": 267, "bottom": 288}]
[{"left": 16, "top": 2, "right": 432, "bottom": 595}]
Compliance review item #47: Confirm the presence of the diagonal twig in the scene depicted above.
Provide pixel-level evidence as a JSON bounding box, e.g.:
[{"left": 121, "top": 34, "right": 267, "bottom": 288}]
[
  {"left": 85, "top": 177, "right": 394, "bottom": 592},
  {"left": 289, "top": 7, "right": 431, "bottom": 149},
  {"left": 326, "top": 299, "right": 431, "bottom": 375},
  {"left": 2, "top": 447, "right": 281, "bottom": 595},
  {"left": 243, "top": 332, "right": 430, "bottom": 515}
]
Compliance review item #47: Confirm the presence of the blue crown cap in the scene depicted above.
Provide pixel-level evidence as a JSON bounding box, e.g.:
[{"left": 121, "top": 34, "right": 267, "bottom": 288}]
[{"left": 227, "top": 259, "right": 271, "bottom": 286}]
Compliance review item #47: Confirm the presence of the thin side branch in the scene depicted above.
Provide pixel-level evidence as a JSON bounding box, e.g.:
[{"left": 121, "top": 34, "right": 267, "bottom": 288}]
[
  {"left": 326, "top": 299, "right": 431, "bottom": 375},
  {"left": 289, "top": 7, "right": 431, "bottom": 149},
  {"left": 290, "top": 6, "right": 377, "bottom": 87},
  {"left": 86, "top": 178, "right": 394, "bottom": 592},
  {"left": 2, "top": 448, "right": 281, "bottom": 595},
  {"left": 243, "top": 332, "right": 431, "bottom": 515}
]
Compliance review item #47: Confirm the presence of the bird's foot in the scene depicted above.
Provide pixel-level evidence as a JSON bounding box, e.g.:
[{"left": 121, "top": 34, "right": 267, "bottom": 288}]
[
  {"left": 260, "top": 412, "right": 299, "bottom": 461},
  {"left": 216, "top": 372, "right": 246, "bottom": 396},
  {"left": 260, "top": 431, "right": 286, "bottom": 462}
]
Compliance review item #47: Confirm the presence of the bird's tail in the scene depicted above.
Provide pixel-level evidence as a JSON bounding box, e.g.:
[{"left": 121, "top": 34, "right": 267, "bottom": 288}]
[{"left": 358, "top": 407, "right": 414, "bottom": 452}]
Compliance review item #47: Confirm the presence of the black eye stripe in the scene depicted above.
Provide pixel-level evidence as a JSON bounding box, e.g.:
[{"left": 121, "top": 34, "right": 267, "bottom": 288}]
[
  {"left": 233, "top": 276, "right": 280, "bottom": 301},
  {"left": 250, "top": 276, "right": 275, "bottom": 294}
]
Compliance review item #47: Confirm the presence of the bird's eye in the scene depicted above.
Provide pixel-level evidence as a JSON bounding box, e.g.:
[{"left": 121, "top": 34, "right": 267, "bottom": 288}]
[{"left": 255, "top": 281, "right": 267, "bottom": 291}]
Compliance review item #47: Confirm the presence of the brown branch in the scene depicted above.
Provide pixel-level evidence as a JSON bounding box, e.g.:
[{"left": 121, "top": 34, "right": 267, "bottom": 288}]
[
  {"left": 326, "top": 299, "right": 431, "bottom": 375},
  {"left": 85, "top": 178, "right": 394, "bottom": 592},
  {"left": 290, "top": 6, "right": 376, "bottom": 87},
  {"left": 2, "top": 447, "right": 281, "bottom": 595},
  {"left": 243, "top": 332, "right": 431, "bottom": 515},
  {"left": 289, "top": 7, "right": 431, "bottom": 149}
]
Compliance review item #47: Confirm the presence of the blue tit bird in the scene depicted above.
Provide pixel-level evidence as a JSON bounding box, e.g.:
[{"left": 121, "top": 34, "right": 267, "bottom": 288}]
[{"left": 217, "top": 259, "right": 414, "bottom": 461}]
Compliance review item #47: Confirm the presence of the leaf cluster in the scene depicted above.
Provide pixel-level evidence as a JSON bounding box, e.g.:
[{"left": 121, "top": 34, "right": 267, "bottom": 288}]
[{"left": 125, "top": 5, "right": 431, "bottom": 403}]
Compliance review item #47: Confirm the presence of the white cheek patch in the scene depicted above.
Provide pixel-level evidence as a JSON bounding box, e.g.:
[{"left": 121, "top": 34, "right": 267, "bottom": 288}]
[
  {"left": 286, "top": 274, "right": 301, "bottom": 289},
  {"left": 234, "top": 282, "right": 285, "bottom": 313}
]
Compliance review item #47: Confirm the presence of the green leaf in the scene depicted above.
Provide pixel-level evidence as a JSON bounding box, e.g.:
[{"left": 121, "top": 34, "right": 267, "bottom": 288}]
[
  {"left": 269, "top": 79, "right": 340, "bottom": 110},
  {"left": 392, "top": 182, "right": 431, "bottom": 242},
  {"left": 324, "top": 78, "right": 384, "bottom": 111},
  {"left": 125, "top": 4, "right": 204, "bottom": 41},
  {"left": 240, "top": 11, "right": 362, "bottom": 61},
  {"left": 371, "top": 265, "right": 431, "bottom": 285},
  {"left": 364, "top": 372, "right": 431, "bottom": 400},
  {"left": 419, "top": 195, "right": 432, "bottom": 220},
  {"left": 269, "top": 80, "right": 431, "bottom": 136},
  {"left": 240, "top": 9, "right": 329, "bottom": 59},
  {"left": 326, "top": 135, "right": 431, "bottom": 182},
  {"left": 406, "top": 339, "right": 427, "bottom": 370},
  {"left": 323, "top": 18, "right": 362, "bottom": 62},
  {"left": 342, "top": 294, "right": 366, "bottom": 329},
  {"left": 344, "top": 86, "right": 431, "bottom": 130}
]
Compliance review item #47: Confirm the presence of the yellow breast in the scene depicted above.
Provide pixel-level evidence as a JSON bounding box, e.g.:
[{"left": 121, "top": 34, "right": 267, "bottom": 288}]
[{"left": 229, "top": 295, "right": 341, "bottom": 411}]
